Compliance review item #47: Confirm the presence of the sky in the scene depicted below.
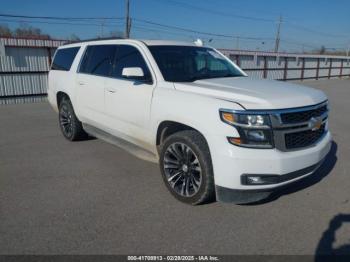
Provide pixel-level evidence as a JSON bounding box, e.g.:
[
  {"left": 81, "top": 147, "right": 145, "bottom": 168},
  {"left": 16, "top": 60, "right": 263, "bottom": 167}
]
[{"left": 0, "top": 0, "right": 349, "bottom": 52}]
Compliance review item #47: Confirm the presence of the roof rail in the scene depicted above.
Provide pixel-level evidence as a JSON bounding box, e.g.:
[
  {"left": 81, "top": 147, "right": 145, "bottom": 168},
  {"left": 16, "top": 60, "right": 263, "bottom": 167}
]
[{"left": 63, "top": 36, "right": 125, "bottom": 45}]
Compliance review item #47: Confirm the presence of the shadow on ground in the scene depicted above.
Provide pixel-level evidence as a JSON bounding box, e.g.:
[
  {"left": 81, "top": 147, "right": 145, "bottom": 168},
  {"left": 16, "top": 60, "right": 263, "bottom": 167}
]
[{"left": 315, "top": 214, "right": 350, "bottom": 261}]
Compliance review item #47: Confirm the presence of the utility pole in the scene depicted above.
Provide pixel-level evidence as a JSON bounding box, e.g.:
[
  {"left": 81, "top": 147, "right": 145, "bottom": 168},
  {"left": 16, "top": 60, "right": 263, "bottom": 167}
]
[
  {"left": 274, "top": 15, "right": 282, "bottom": 53},
  {"left": 235, "top": 36, "right": 240, "bottom": 50},
  {"left": 125, "top": 0, "right": 131, "bottom": 38},
  {"left": 100, "top": 19, "right": 105, "bottom": 38}
]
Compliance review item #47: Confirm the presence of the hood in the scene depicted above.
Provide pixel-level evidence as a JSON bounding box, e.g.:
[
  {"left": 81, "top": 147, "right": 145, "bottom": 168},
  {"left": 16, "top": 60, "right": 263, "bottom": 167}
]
[{"left": 174, "top": 77, "right": 327, "bottom": 110}]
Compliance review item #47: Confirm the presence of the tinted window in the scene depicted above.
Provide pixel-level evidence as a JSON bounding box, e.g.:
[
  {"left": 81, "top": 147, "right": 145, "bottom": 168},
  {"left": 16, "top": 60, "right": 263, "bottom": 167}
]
[
  {"left": 111, "top": 45, "right": 151, "bottom": 81},
  {"left": 79, "top": 45, "right": 116, "bottom": 76},
  {"left": 149, "top": 46, "right": 244, "bottom": 82},
  {"left": 51, "top": 47, "right": 80, "bottom": 71}
]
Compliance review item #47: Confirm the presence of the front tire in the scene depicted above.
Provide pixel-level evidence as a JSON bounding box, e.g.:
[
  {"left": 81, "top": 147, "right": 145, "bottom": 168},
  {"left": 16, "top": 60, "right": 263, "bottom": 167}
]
[
  {"left": 58, "top": 97, "right": 88, "bottom": 141},
  {"left": 159, "top": 130, "right": 215, "bottom": 205}
]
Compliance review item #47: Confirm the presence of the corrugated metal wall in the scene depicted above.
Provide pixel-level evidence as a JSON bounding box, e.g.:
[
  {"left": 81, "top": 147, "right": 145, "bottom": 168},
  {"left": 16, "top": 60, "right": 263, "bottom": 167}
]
[
  {"left": 0, "top": 37, "right": 349, "bottom": 98},
  {"left": 1, "top": 47, "right": 50, "bottom": 72},
  {"left": 221, "top": 49, "right": 350, "bottom": 81},
  {"left": 0, "top": 37, "right": 66, "bottom": 98}
]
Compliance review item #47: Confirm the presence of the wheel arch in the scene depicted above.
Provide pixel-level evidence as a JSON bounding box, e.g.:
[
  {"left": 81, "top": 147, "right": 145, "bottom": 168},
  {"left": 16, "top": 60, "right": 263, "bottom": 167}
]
[
  {"left": 56, "top": 91, "right": 70, "bottom": 107},
  {"left": 156, "top": 121, "right": 208, "bottom": 150}
]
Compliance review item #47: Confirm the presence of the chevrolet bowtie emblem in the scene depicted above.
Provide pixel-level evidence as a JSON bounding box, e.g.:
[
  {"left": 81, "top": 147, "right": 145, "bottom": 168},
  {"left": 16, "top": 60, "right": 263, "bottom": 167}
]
[{"left": 308, "top": 117, "right": 322, "bottom": 131}]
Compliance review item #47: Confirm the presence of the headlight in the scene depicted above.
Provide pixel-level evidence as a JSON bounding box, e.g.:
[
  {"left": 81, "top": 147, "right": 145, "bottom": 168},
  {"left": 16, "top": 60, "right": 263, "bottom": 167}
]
[
  {"left": 220, "top": 111, "right": 270, "bottom": 128},
  {"left": 220, "top": 110, "right": 274, "bottom": 149}
]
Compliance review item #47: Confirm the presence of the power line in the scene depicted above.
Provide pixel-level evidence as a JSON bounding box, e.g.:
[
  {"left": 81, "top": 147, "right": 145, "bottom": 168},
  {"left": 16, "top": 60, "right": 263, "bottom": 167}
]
[
  {"left": 280, "top": 39, "right": 318, "bottom": 49},
  {"left": 148, "top": 0, "right": 349, "bottom": 39},
  {"left": 0, "top": 14, "right": 273, "bottom": 43},
  {"left": 0, "top": 18, "right": 124, "bottom": 27},
  {"left": 134, "top": 18, "right": 273, "bottom": 41},
  {"left": 133, "top": 23, "right": 273, "bottom": 46},
  {"left": 132, "top": 25, "right": 194, "bottom": 40},
  {"left": 0, "top": 12, "right": 347, "bottom": 51},
  {"left": 0, "top": 11, "right": 347, "bottom": 40},
  {"left": 285, "top": 23, "right": 348, "bottom": 39},
  {"left": 0, "top": 13, "right": 123, "bottom": 21},
  {"left": 151, "top": 0, "right": 275, "bottom": 23},
  {"left": 0, "top": 10, "right": 348, "bottom": 40}
]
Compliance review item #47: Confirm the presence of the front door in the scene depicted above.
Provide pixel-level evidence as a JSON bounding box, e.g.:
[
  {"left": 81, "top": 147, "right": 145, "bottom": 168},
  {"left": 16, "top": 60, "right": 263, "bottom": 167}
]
[{"left": 104, "top": 44, "right": 155, "bottom": 145}]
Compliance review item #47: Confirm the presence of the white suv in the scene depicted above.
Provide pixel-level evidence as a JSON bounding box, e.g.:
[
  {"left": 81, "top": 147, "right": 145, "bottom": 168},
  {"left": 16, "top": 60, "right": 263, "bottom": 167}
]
[{"left": 48, "top": 39, "right": 332, "bottom": 205}]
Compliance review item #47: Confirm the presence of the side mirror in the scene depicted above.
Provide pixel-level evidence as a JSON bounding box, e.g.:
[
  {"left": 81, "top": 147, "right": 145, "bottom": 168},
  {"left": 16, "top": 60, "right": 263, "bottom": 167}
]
[{"left": 122, "top": 67, "right": 144, "bottom": 79}]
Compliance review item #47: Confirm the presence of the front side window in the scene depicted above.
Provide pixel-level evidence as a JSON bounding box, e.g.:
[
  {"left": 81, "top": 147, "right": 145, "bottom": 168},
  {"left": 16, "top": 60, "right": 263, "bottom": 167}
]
[
  {"left": 79, "top": 45, "right": 116, "bottom": 77},
  {"left": 51, "top": 47, "right": 80, "bottom": 71},
  {"left": 111, "top": 45, "right": 152, "bottom": 82},
  {"left": 149, "top": 45, "right": 244, "bottom": 82}
]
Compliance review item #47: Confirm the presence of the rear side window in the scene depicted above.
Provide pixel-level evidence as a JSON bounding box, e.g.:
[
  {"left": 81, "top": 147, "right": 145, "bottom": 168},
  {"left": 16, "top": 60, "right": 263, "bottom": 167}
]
[
  {"left": 51, "top": 47, "right": 80, "bottom": 71},
  {"left": 111, "top": 45, "right": 151, "bottom": 81},
  {"left": 79, "top": 45, "right": 116, "bottom": 77}
]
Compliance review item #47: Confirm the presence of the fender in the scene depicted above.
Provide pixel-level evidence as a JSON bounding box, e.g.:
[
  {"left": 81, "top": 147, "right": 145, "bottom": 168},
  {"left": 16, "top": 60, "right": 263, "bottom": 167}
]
[{"left": 150, "top": 84, "right": 244, "bottom": 146}]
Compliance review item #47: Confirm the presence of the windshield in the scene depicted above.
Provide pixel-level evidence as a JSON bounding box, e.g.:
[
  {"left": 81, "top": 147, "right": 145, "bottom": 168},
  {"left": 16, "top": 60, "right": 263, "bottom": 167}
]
[{"left": 148, "top": 45, "right": 245, "bottom": 82}]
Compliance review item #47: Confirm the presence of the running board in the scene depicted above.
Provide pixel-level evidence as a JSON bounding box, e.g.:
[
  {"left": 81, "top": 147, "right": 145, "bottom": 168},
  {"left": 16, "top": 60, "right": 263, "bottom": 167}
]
[{"left": 83, "top": 124, "right": 159, "bottom": 163}]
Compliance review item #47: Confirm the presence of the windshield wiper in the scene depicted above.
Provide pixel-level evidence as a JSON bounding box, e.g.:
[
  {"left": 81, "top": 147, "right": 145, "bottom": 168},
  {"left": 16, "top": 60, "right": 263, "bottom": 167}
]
[
  {"left": 180, "top": 74, "right": 243, "bottom": 82},
  {"left": 181, "top": 76, "right": 207, "bottom": 82},
  {"left": 217, "top": 74, "right": 242, "bottom": 78}
]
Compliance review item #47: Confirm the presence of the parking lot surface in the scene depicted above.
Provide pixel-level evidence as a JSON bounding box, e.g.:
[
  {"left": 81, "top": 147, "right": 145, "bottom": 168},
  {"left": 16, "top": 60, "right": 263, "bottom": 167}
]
[{"left": 0, "top": 79, "right": 349, "bottom": 255}]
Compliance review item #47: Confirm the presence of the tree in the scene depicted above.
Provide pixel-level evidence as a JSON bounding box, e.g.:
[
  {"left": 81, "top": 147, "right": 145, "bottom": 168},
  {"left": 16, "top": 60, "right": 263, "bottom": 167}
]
[
  {"left": 0, "top": 24, "right": 12, "bottom": 37},
  {"left": 14, "top": 24, "right": 51, "bottom": 39},
  {"left": 320, "top": 45, "right": 326, "bottom": 55},
  {"left": 68, "top": 34, "right": 81, "bottom": 41}
]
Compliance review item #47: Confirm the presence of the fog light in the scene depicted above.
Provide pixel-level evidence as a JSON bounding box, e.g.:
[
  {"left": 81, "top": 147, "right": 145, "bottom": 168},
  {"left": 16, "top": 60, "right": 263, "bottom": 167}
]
[
  {"left": 242, "top": 175, "right": 279, "bottom": 185},
  {"left": 247, "top": 176, "right": 265, "bottom": 184}
]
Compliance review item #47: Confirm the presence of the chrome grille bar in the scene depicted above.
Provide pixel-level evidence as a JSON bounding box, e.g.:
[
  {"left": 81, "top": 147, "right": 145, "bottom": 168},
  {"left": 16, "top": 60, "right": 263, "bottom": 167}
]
[{"left": 270, "top": 101, "right": 329, "bottom": 151}]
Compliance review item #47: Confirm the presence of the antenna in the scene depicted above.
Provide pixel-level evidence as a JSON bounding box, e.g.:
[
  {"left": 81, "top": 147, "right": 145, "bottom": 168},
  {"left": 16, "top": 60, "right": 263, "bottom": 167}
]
[{"left": 194, "top": 39, "right": 204, "bottom": 46}]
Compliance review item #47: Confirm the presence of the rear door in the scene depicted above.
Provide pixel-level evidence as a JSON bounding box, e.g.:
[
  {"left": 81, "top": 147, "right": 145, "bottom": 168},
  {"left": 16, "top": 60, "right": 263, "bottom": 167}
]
[
  {"left": 48, "top": 46, "right": 80, "bottom": 108},
  {"left": 104, "top": 44, "right": 155, "bottom": 144},
  {"left": 76, "top": 45, "right": 116, "bottom": 125}
]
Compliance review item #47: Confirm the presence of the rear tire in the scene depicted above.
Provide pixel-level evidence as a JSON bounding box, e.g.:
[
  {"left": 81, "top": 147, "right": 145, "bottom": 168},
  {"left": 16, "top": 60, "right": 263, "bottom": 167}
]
[
  {"left": 159, "top": 130, "right": 215, "bottom": 205},
  {"left": 58, "top": 97, "right": 88, "bottom": 141}
]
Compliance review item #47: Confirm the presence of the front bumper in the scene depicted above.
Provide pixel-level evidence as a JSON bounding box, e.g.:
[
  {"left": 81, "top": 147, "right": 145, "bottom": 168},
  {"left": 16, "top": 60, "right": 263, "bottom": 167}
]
[
  {"left": 207, "top": 131, "right": 332, "bottom": 202},
  {"left": 215, "top": 158, "right": 325, "bottom": 203}
]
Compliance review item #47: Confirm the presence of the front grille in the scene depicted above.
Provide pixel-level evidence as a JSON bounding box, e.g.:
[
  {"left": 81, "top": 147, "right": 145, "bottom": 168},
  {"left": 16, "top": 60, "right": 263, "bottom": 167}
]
[
  {"left": 285, "top": 124, "right": 326, "bottom": 149},
  {"left": 280, "top": 105, "right": 327, "bottom": 124}
]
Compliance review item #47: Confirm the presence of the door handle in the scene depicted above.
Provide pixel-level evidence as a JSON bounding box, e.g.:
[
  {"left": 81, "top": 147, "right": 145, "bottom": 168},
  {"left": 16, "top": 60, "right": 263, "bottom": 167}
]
[
  {"left": 106, "top": 88, "right": 117, "bottom": 93},
  {"left": 78, "top": 81, "right": 85, "bottom": 86}
]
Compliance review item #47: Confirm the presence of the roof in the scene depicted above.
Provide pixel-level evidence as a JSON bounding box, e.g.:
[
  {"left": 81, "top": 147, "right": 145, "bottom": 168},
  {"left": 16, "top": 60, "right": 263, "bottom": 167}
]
[
  {"left": 61, "top": 38, "right": 197, "bottom": 48},
  {"left": 141, "top": 40, "right": 196, "bottom": 46}
]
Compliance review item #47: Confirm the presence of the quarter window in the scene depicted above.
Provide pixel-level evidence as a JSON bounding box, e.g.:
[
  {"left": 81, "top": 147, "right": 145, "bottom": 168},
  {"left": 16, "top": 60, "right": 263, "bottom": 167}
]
[
  {"left": 51, "top": 47, "right": 80, "bottom": 71},
  {"left": 79, "top": 45, "right": 116, "bottom": 77}
]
